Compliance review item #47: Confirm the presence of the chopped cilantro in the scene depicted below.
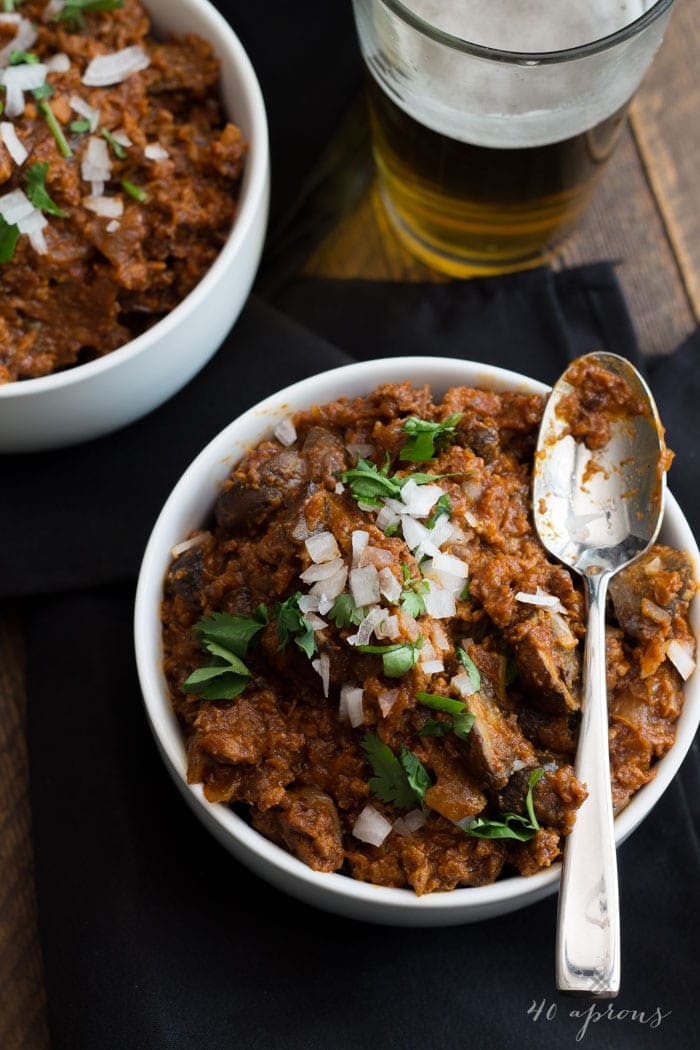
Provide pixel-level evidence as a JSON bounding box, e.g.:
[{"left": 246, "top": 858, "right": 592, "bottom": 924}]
[
  {"left": 9, "top": 50, "right": 39, "bottom": 65},
  {"left": 416, "top": 692, "right": 465, "bottom": 716},
  {"left": 399, "top": 413, "right": 462, "bottom": 462},
  {"left": 54, "top": 0, "right": 124, "bottom": 30},
  {"left": 276, "top": 592, "right": 317, "bottom": 659},
  {"left": 32, "top": 84, "right": 54, "bottom": 101},
  {"left": 426, "top": 492, "right": 452, "bottom": 529},
  {"left": 456, "top": 647, "right": 481, "bottom": 692},
  {"left": 356, "top": 637, "right": 423, "bottom": 678},
  {"left": 69, "top": 118, "right": 91, "bottom": 133},
  {"left": 400, "top": 564, "right": 429, "bottom": 618},
  {"left": 338, "top": 455, "right": 457, "bottom": 509},
  {"left": 418, "top": 719, "right": 452, "bottom": 738},
  {"left": 464, "top": 768, "right": 545, "bottom": 841},
  {"left": 121, "top": 178, "right": 148, "bottom": 202},
  {"left": 0, "top": 217, "right": 20, "bottom": 264},
  {"left": 101, "top": 126, "right": 127, "bottom": 159},
  {"left": 328, "top": 593, "right": 365, "bottom": 629},
  {"left": 460, "top": 580, "right": 471, "bottom": 601},
  {"left": 416, "top": 692, "right": 475, "bottom": 742},
  {"left": 25, "top": 163, "right": 67, "bottom": 218},
  {"left": 361, "top": 732, "right": 431, "bottom": 810},
  {"left": 2, "top": 2, "right": 23, "bottom": 13},
  {"left": 182, "top": 610, "right": 267, "bottom": 701},
  {"left": 452, "top": 711, "right": 476, "bottom": 741},
  {"left": 384, "top": 521, "right": 400, "bottom": 537},
  {"left": 38, "top": 100, "right": 73, "bottom": 158}
]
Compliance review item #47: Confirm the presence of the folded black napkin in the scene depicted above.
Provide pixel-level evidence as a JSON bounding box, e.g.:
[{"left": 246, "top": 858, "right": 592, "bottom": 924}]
[{"left": 17, "top": 266, "right": 699, "bottom": 1050}]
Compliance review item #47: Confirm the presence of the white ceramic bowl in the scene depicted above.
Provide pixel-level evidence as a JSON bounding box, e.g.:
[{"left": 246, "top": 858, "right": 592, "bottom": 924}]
[
  {"left": 0, "top": 0, "right": 269, "bottom": 453},
  {"left": 134, "top": 357, "right": 700, "bottom": 926}
]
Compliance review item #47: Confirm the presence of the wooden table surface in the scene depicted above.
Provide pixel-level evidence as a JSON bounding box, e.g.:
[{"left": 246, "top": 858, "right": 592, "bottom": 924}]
[{"left": 1, "top": 2, "right": 698, "bottom": 1045}]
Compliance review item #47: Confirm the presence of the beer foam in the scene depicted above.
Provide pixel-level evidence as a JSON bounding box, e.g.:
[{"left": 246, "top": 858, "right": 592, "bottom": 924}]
[{"left": 357, "top": 0, "right": 668, "bottom": 148}]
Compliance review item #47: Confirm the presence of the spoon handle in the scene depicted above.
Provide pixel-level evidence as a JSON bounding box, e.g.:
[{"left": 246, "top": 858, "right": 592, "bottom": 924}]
[{"left": 556, "top": 572, "right": 620, "bottom": 997}]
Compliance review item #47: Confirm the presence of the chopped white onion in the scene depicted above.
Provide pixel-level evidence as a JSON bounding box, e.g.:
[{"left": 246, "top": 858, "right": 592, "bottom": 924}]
[
  {"left": 399, "top": 611, "right": 421, "bottom": 641},
  {"left": 421, "top": 659, "right": 445, "bottom": 674},
  {"left": 106, "top": 219, "right": 121, "bottom": 233},
  {"left": 376, "top": 504, "right": 400, "bottom": 532},
  {"left": 46, "top": 52, "right": 71, "bottom": 73},
  {"left": 383, "top": 497, "right": 408, "bottom": 515},
  {"left": 393, "top": 809, "right": 426, "bottom": 836},
  {"left": 304, "top": 531, "right": 340, "bottom": 564},
  {"left": 352, "top": 804, "right": 392, "bottom": 847},
  {"left": 515, "top": 588, "right": 566, "bottom": 615},
  {"left": 83, "top": 195, "right": 123, "bottom": 218},
  {"left": 401, "top": 515, "right": 431, "bottom": 551},
  {"left": 0, "top": 62, "right": 47, "bottom": 117},
  {"left": 547, "top": 610, "right": 577, "bottom": 649},
  {"left": 300, "top": 556, "right": 345, "bottom": 584},
  {"left": 346, "top": 443, "right": 374, "bottom": 460},
  {"left": 309, "top": 565, "right": 348, "bottom": 601},
  {"left": 144, "top": 142, "right": 169, "bottom": 161},
  {"left": 432, "top": 552, "right": 468, "bottom": 579},
  {"left": 454, "top": 815, "right": 477, "bottom": 832},
  {"left": 375, "top": 615, "right": 400, "bottom": 641},
  {"left": 318, "top": 596, "right": 334, "bottom": 615},
  {"left": 359, "top": 546, "right": 393, "bottom": 569},
  {"left": 452, "top": 672, "right": 479, "bottom": 698},
  {"left": 0, "top": 188, "right": 33, "bottom": 225},
  {"left": 70, "top": 95, "right": 100, "bottom": 133},
  {"left": 82, "top": 46, "right": 151, "bottom": 87},
  {"left": 644, "top": 556, "right": 662, "bottom": 576},
  {"left": 17, "top": 207, "right": 47, "bottom": 253},
  {"left": 298, "top": 594, "right": 320, "bottom": 614},
  {"left": 464, "top": 511, "right": 478, "bottom": 528},
  {"left": 667, "top": 639, "right": 696, "bottom": 681},
  {"left": 0, "top": 16, "right": 38, "bottom": 68},
  {"left": 351, "top": 530, "right": 369, "bottom": 565},
  {"left": 350, "top": 565, "right": 381, "bottom": 607},
  {"left": 42, "top": 1, "right": 65, "bottom": 22},
  {"left": 377, "top": 689, "right": 399, "bottom": 717},
  {"left": 311, "top": 654, "right": 330, "bottom": 698},
  {"left": 401, "top": 480, "right": 443, "bottom": 518},
  {"left": 82, "top": 135, "right": 111, "bottom": 188},
  {"left": 0, "top": 122, "right": 27, "bottom": 165},
  {"left": 111, "top": 129, "right": 132, "bottom": 148},
  {"left": 303, "top": 613, "right": 327, "bottom": 632},
  {"left": 429, "top": 516, "right": 455, "bottom": 548},
  {"left": 378, "top": 567, "right": 402, "bottom": 604},
  {"left": 334, "top": 481, "right": 345, "bottom": 495},
  {"left": 423, "top": 586, "right": 456, "bottom": 620},
  {"left": 339, "top": 685, "right": 364, "bottom": 728},
  {"left": 431, "top": 622, "right": 450, "bottom": 653},
  {"left": 358, "top": 501, "right": 378, "bottom": 513},
  {"left": 170, "top": 533, "right": 207, "bottom": 558},
  {"left": 348, "top": 607, "right": 385, "bottom": 647}
]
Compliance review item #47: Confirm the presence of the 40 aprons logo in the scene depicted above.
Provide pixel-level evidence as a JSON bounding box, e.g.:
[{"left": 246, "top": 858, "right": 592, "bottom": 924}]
[{"left": 527, "top": 998, "right": 672, "bottom": 1042}]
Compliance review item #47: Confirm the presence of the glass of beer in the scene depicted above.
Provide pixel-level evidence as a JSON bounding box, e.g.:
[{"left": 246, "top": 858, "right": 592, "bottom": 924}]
[{"left": 352, "top": 1, "right": 676, "bottom": 275}]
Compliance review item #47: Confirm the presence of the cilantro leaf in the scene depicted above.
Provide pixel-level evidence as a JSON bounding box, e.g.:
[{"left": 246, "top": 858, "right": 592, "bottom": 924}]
[
  {"left": 338, "top": 456, "right": 459, "bottom": 509},
  {"left": 9, "top": 50, "right": 39, "bottom": 65},
  {"left": 182, "top": 612, "right": 266, "bottom": 701},
  {"left": 328, "top": 593, "right": 365, "bottom": 629},
  {"left": 0, "top": 217, "right": 20, "bottom": 264},
  {"left": 417, "top": 693, "right": 475, "bottom": 742},
  {"left": 38, "top": 100, "right": 72, "bottom": 158},
  {"left": 356, "top": 637, "right": 423, "bottom": 678},
  {"left": 2, "top": 2, "right": 23, "bottom": 13},
  {"left": 400, "top": 413, "right": 462, "bottom": 462},
  {"left": 193, "top": 609, "right": 267, "bottom": 660},
  {"left": 457, "top": 647, "right": 481, "bottom": 692},
  {"left": 25, "top": 163, "right": 68, "bottom": 218},
  {"left": 400, "top": 748, "right": 432, "bottom": 808},
  {"left": 400, "top": 565, "right": 429, "bottom": 618},
  {"left": 418, "top": 719, "right": 452, "bottom": 738},
  {"left": 121, "top": 178, "right": 148, "bottom": 203},
  {"left": 70, "top": 118, "right": 91, "bottom": 133},
  {"left": 416, "top": 692, "right": 465, "bottom": 716},
  {"left": 426, "top": 492, "right": 452, "bottom": 529},
  {"left": 361, "top": 733, "right": 424, "bottom": 810},
  {"left": 276, "top": 592, "right": 317, "bottom": 659},
  {"left": 464, "top": 768, "right": 544, "bottom": 842},
  {"left": 54, "top": 0, "right": 124, "bottom": 30},
  {"left": 452, "top": 711, "right": 476, "bottom": 741},
  {"left": 101, "top": 126, "right": 127, "bottom": 159}
]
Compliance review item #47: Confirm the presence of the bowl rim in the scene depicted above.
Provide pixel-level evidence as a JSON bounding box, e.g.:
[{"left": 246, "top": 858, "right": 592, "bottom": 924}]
[
  {"left": 0, "top": 0, "right": 269, "bottom": 400},
  {"left": 134, "top": 355, "right": 700, "bottom": 914}
]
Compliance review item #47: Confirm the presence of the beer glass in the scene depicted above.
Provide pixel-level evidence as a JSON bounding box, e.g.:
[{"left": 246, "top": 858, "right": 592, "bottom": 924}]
[{"left": 352, "top": 1, "right": 676, "bottom": 275}]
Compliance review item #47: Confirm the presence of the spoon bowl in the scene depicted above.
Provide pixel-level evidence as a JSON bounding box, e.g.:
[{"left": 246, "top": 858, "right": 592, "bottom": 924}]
[{"left": 533, "top": 351, "right": 668, "bottom": 998}]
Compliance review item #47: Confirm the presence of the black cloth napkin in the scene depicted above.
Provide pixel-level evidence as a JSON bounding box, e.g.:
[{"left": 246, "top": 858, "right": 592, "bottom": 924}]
[{"left": 17, "top": 266, "right": 699, "bottom": 1050}]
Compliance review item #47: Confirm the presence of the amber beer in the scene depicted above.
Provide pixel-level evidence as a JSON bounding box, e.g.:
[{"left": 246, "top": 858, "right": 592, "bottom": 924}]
[
  {"left": 367, "top": 77, "right": 627, "bottom": 274},
  {"left": 353, "top": 0, "right": 665, "bottom": 275}
]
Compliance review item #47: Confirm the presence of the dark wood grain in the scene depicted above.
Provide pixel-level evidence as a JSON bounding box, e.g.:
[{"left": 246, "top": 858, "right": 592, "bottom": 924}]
[{"left": 1, "top": 3, "right": 698, "bottom": 1046}]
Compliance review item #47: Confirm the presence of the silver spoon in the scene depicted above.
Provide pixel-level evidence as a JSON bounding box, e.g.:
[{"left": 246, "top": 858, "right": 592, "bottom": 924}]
[{"left": 533, "top": 351, "right": 667, "bottom": 998}]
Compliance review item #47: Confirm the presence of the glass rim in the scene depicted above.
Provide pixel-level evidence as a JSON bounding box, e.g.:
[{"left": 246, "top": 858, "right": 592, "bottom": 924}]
[{"left": 376, "top": 0, "right": 676, "bottom": 64}]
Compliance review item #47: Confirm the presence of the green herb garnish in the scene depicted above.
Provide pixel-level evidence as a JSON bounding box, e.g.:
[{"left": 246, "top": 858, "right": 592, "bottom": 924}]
[
  {"left": 464, "top": 768, "right": 545, "bottom": 841},
  {"left": 276, "top": 592, "right": 317, "bottom": 659},
  {"left": 69, "top": 119, "right": 91, "bottom": 133},
  {"left": 101, "top": 126, "right": 127, "bottom": 159},
  {"left": 400, "top": 563, "right": 429, "bottom": 618},
  {"left": 416, "top": 692, "right": 475, "bottom": 742},
  {"left": 399, "top": 413, "right": 462, "bottom": 462},
  {"left": 54, "top": 0, "right": 124, "bottom": 30},
  {"left": 460, "top": 580, "right": 471, "bottom": 602},
  {"left": 38, "top": 100, "right": 72, "bottom": 158},
  {"left": 25, "top": 163, "right": 67, "bottom": 218},
  {"left": 426, "top": 492, "right": 452, "bottom": 529},
  {"left": 338, "top": 455, "right": 456, "bottom": 509},
  {"left": 121, "top": 178, "right": 148, "bottom": 203},
  {"left": 418, "top": 719, "right": 452, "bottom": 738},
  {"left": 456, "top": 646, "right": 481, "bottom": 693},
  {"left": 356, "top": 637, "right": 423, "bottom": 678},
  {"left": 32, "top": 84, "right": 54, "bottom": 101},
  {"left": 182, "top": 609, "right": 267, "bottom": 701},
  {"left": 0, "top": 217, "right": 20, "bottom": 264},
  {"left": 9, "top": 50, "right": 39, "bottom": 65},
  {"left": 416, "top": 692, "right": 465, "bottom": 716},
  {"left": 361, "top": 732, "right": 431, "bottom": 810},
  {"left": 328, "top": 593, "right": 365, "bottom": 629},
  {"left": 2, "top": 2, "right": 23, "bottom": 13}
]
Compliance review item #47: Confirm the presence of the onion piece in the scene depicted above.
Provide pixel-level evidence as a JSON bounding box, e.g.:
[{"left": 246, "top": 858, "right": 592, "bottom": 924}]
[
  {"left": 111, "top": 129, "right": 132, "bottom": 148},
  {"left": 352, "top": 804, "right": 392, "bottom": 847},
  {"left": 83, "top": 195, "right": 123, "bottom": 218},
  {"left": 81, "top": 135, "right": 111, "bottom": 185},
  {"left": 42, "top": 1, "right": 65, "bottom": 21},
  {"left": 358, "top": 546, "right": 393, "bottom": 569},
  {"left": 667, "top": 639, "right": 696, "bottom": 681},
  {"left": 311, "top": 654, "right": 331, "bottom": 697},
  {"left": 401, "top": 515, "right": 430, "bottom": 551},
  {"left": 273, "top": 417, "right": 296, "bottom": 446},
  {"left": 334, "top": 481, "right": 345, "bottom": 495},
  {"left": 339, "top": 685, "right": 364, "bottom": 728},
  {"left": 375, "top": 615, "right": 400, "bottom": 641},
  {"left": 432, "top": 551, "right": 468, "bottom": 579},
  {"left": 106, "top": 219, "right": 121, "bottom": 233},
  {"left": 0, "top": 188, "right": 34, "bottom": 225},
  {"left": 644, "top": 556, "right": 662, "bottom": 576},
  {"left": 309, "top": 565, "right": 348, "bottom": 601},
  {"left": 348, "top": 606, "right": 385, "bottom": 647},
  {"left": 303, "top": 613, "right": 327, "bottom": 631},
  {"left": 170, "top": 532, "right": 207, "bottom": 558},
  {"left": 346, "top": 443, "right": 374, "bottom": 460},
  {"left": 376, "top": 504, "right": 400, "bottom": 533},
  {"left": 300, "top": 556, "right": 345, "bottom": 584},
  {"left": 0, "top": 122, "right": 27, "bottom": 165},
  {"left": 70, "top": 95, "right": 100, "bottom": 133},
  {"left": 452, "top": 672, "right": 479, "bottom": 698},
  {"left": 82, "top": 46, "right": 150, "bottom": 87},
  {"left": 378, "top": 567, "right": 402, "bottom": 604},
  {"left": 393, "top": 809, "right": 426, "bottom": 836},
  {"left": 515, "top": 588, "right": 566, "bottom": 615},
  {"left": 46, "top": 52, "right": 71, "bottom": 73},
  {"left": 305, "top": 531, "right": 340, "bottom": 564},
  {"left": 429, "top": 516, "right": 454, "bottom": 548},
  {"left": 377, "top": 689, "right": 399, "bottom": 717},
  {"left": 421, "top": 659, "right": 445, "bottom": 674},
  {"left": 401, "top": 480, "right": 443, "bottom": 518},
  {"left": 0, "top": 16, "right": 38, "bottom": 67},
  {"left": 351, "top": 530, "right": 369, "bottom": 565},
  {"left": 350, "top": 565, "right": 380, "bottom": 606},
  {"left": 423, "top": 587, "right": 456, "bottom": 620},
  {"left": 144, "top": 142, "right": 169, "bottom": 161},
  {"left": 0, "top": 62, "right": 47, "bottom": 117},
  {"left": 298, "top": 594, "right": 320, "bottom": 614},
  {"left": 17, "top": 208, "right": 48, "bottom": 253}
]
